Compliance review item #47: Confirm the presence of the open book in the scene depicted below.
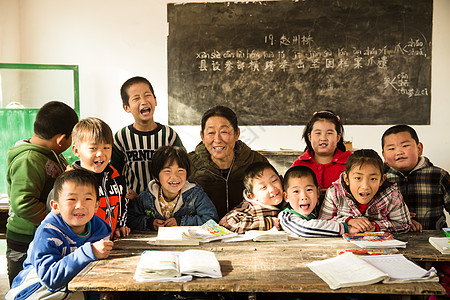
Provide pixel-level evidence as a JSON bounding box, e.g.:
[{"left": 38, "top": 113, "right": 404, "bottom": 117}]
[
  {"left": 343, "top": 232, "right": 407, "bottom": 249},
  {"left": 429, "top": 236, "right": 450, "bottom": 254},
  {"left": 134, "top": 249, "right": 222, "bottom": 282},
  {"left": 307, "top": 253, "right": 437, "bottom": 290},
  {"left": 184, "top": 219, "right": 238, "bottom": 242},
  {"left": 148, "top": 220, "right": 237, "bottom": 245}
]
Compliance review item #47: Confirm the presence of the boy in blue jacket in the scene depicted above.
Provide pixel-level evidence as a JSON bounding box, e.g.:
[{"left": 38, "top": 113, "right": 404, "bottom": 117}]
[{"left": 6, "top": 169, "right": 113, "bottom": 300}]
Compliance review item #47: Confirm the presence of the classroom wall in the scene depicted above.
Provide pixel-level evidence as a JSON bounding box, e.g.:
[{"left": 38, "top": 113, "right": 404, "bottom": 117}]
[{"left": 1, "top": 0, "right": 449, "bottom": 171}]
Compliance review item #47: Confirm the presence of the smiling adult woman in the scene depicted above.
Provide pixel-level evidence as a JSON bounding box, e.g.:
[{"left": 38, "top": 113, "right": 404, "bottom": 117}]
[{"left": 189, "top": 106, "right": 268, "bottom": 218}]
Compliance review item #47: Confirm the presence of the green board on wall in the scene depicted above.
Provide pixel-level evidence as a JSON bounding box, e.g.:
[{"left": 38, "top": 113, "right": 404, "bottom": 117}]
[
  {"left": 0, "top": 63, "right": 80, "bottom": 196},
  {"left": 0, "top": 109, "right": 77, "bottom": 195}
]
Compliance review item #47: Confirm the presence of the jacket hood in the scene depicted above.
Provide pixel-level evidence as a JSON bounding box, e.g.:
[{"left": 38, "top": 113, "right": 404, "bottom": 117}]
[{"left": 7, "top": 141, "right": 60, "bottom": 165}]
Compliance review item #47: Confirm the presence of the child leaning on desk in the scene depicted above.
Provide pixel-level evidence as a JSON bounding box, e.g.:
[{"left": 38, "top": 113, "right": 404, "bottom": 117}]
[
  {"left": 318, "top": 149, "right": 411, "bottom": 234},
  {"left": 381, "top": 125, "right": 450, "bottom": 232},
  {"left": 219, "top": 161, "right": 285, "bottom": 233},
  {"left": 127, "top": 145, "right": 218, "bottom": 231},
  {"left": 381, "top": 125, "right": 450, "bottom": 298},
  {"left": 279, "top": 165, "right": 359, "bottom": 237},
  {"left": 6, "top": 169, "right": 113, "bottom": 300}
]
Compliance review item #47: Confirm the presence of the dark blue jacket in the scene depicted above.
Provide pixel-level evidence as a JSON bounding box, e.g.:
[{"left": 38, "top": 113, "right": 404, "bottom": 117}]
[{"left": 127, "top": 180, "right": 218, "bottom": 230}]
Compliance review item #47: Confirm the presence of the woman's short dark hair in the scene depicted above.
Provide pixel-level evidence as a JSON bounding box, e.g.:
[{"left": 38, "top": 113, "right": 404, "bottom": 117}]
[
  {"left": 302, "top": 110, "right": 346, "bottom": 153},
  {"left": 151, "top": 146, "right": 191, "bottom": 182},
  {"left": 201, "top": 105, "right": 238, "bottom": 134},
  {"left": 344, "top": 149, "right": 384, "bottom": 176},
  {"left": 283, "top": 165, "right": 318, "bottom": 191}
]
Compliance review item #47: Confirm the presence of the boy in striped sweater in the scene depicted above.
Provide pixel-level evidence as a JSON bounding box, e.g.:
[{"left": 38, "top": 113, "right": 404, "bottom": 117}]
[
  {"left": 279, "top": 165, "right": 355, "bottom": 237},
  {"left": 112, "top": 76, "right": 184, "bottom": 196}
]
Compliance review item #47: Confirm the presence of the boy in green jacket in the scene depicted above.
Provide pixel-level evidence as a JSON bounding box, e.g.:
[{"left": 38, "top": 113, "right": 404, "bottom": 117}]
[{"left": 6, "top": 101, "right": 78, "bottom": 286}]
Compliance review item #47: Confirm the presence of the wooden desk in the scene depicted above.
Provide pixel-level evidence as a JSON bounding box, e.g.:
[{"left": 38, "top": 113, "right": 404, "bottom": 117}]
[{"left": 69, "top": 231, "right": 446, "bottom": 298}]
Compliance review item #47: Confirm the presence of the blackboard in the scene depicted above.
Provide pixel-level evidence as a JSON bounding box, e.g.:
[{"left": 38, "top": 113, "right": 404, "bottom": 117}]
[{"left": 167, "top": 0, "right": 432, "bottom": 125}]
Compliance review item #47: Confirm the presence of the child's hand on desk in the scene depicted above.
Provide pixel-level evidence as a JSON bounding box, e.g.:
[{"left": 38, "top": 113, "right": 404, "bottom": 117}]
[
  {"left": 348, "top": 225, "right": 361, "bottom": 234},
  {"left": 114, "top": 226, "right": 131, "bottom": 238},
  {"left": 347, "top": 217, "right": 373, "bottom": 232},
  {"left": 163, "top": 217, "right": 178, "bottom": 227},
  {"left": 272, "top": 217, "right": 281, "bottom": 230},
  {"left": 92, "top": 239, "right": 114, "bottom": 259},
  {"left": 409, "top": 213, "right": 423, "bottom": 232},
  {"left": 153, "top": 219, "right": 166, "bottom": 230}
]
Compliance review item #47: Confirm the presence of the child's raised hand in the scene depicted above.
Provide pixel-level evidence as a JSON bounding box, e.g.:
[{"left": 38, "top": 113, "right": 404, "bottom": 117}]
[
  {"left": 153, "top": 219, "right": 166, "bottom": 230},
  {"left": 114, "top": 226, "right": 131, "bottom": 238},
  {"left": 163, "top": 217, "right": 178, "bottom": 227},
  {"left": 91, "top": 239, "right": 114, "bottom": 259},
  {"left": 347, "top": 217, "right": 372, "bottom": 232}
]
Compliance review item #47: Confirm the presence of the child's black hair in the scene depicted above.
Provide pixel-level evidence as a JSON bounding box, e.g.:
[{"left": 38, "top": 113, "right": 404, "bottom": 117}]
[
  {"left": 34, "top": 101, "right": 78, "bottom": 139},
  {"left": 53, "top": 169, "right": 98, "bottom": 202},
  {"left": 344, "top": 149, "right": 384, "bottom": 176},
  {"left": 381, "top": 124, "right": 420, "bottom": 149},
  {"left": 120, "top": 76, "right": 155, "bottom": 106},
  {"left": 243, "top": 161, "right": 279, "bottom": 196},
  {"left": 283, "top": 165, "right": 318, "bottom": 192},
  {"left": 150, "top": 146, "right": 191, "bottom": 183},
  {"left": 302, "top": 110, "right": 346, "bottom": 154},
  {"left": 201, "top": 105, "right": 239, "bottom": 134},
  {"left": 72, "top": 117, "right": 113, "bottom": 147}
]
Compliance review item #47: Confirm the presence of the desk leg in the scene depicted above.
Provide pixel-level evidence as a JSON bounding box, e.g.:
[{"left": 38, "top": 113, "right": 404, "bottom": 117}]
[{"left": 248, "top": 292, "right": 257, "bottom": 300}]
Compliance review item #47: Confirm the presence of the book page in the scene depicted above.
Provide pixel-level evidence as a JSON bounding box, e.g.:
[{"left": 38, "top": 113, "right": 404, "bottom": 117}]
[
  {"left": 179, "top": 249, "right": 222, "bottom": 278},
  {"left": 360, "top": 254, "right": 437, "bottom": 281},
  {"left": 307, "top": 252, "right": 389, "bottom": 289},
  {"left": 429, "top": 237, "right": 450, "bottom": 254},
  {"left": 245, "top": 228, "right": 288, "bottom": 242},
  {"left": 350, "top": 239, "right": 407, "bottom": 249},
  {"left": 134, "top": 251, "right": 187, "bottom": 282},
  {"left": 155, "top": 226, "right": 200, "bottom": 245}
]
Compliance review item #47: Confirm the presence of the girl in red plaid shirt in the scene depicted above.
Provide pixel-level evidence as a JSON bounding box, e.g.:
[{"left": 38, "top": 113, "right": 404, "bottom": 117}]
[{"left": 319, "top": 149, "right": 411, "bottom": 234}]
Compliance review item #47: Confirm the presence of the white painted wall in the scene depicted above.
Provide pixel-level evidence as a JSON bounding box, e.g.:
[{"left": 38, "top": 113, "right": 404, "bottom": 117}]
[{"left": 1, "top": 0, "right": 449, "bottom": 170}]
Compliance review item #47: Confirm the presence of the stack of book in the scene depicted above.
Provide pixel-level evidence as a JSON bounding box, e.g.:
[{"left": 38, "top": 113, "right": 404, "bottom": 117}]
[{"left": 342, "top": 232, "right": 407, "bottom": 249}]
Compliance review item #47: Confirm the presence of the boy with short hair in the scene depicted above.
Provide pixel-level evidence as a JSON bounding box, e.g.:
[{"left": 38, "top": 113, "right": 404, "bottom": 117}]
[
  {"left": 111, "top": 76, "right": 184, "bottom": 196},
  {"left": 70, "top": 117, "right": 130, "bottom": 238},
  {"left": 219, "top": 162, "right": 285, "bottom": 233},
  {"left": 382, "top": 125, "right": 450, "bottom": 231},
  {"left": 279, "top": 166, "right": 354, "bottom": 237},
  {"left": 6, "top": 101, "right": 78, "bottom": 285},
  {"left": 6, "top": 169, "right": 113, "bottom": 299}
]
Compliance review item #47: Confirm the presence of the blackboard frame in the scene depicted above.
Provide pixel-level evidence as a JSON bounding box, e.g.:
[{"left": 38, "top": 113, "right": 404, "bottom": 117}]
[{"left": 167, "top": 0, "right": 432, "bottom": 126}]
